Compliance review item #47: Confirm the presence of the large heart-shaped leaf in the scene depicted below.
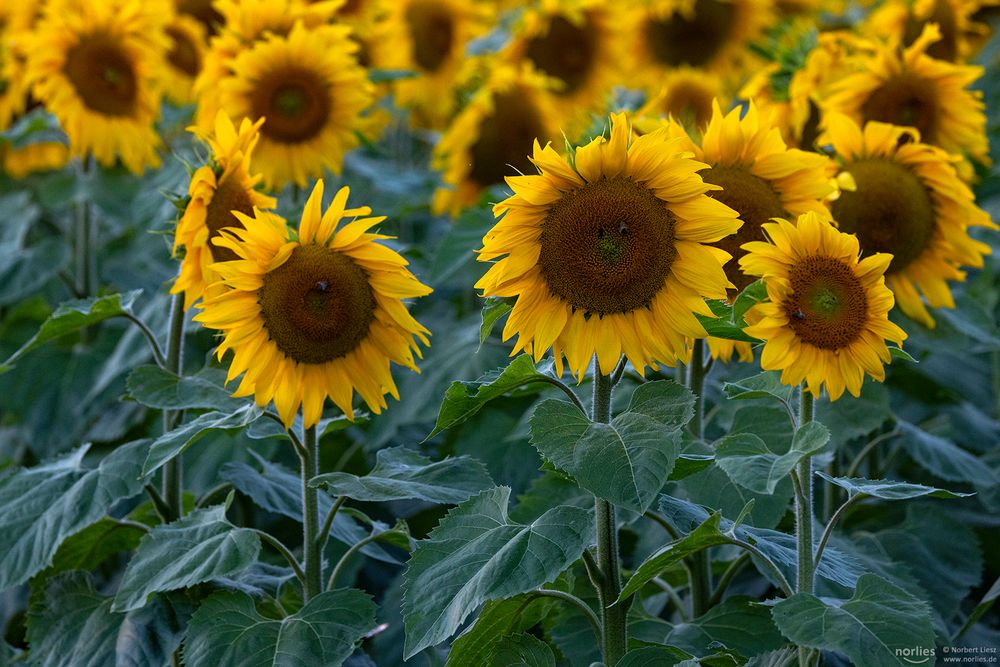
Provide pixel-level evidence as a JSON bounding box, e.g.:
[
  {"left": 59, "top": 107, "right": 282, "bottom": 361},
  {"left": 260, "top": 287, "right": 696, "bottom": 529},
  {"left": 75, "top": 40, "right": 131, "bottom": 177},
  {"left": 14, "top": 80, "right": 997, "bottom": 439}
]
[
  {"left": 715, "top": 422, "right": 829, "bottom": 494},
  {"left": 126, "top": 365, "right": 246, "bottom": 412}
]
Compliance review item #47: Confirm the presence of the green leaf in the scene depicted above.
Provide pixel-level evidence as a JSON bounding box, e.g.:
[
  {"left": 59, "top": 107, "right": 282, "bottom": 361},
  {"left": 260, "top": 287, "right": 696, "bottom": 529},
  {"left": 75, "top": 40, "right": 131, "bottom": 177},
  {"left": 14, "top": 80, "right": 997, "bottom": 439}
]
[
  {"left": 402, "top": 486, "right": 594, "bottom": 658},
  {"left": 0, "top": 439, "right": 149, "bottom": 589},
  {"left": 112, "top": 505, "right": 261, "bottom": 612},
  {"left": 311, "top": 446, "right": 493, "bottom": 504},
  {"left": 488, "top": 633, "right": 556, "bottom": 666},
  {"left": 220, "top": 452, "right": 397, "bottom": 563},
  {"left": 142, "top": 404, "right": 261, "bottom": 476},
  {"left": 681, "top": 465, "right": 792, "bottom": 530},
  {"left": 126, "top": 365, "right": 246, "bottom": 412},
  {"left": 615, "top": 647, "right": 694, "bottom": 667},
  {"left": 0, "top": 291, "right": 141, "bottom": 373},
  {"left": 26, "top": 571, "right": 190, "bottom": 667},
  {"left": 668, "top": 454, "right": 715, "bottom": 481},
  {"left": 182, "top": 589, "right": 376, "bottom": 666},
  {"left": 619, "top": 513, "right": 731, "bottom": 602},
  {"left": 957, "top": 577, "right": 1000, "bottom": 639},
  {"left": 815, "top": 472, "right": 973, "bottom": 500},
  {"left": 480, "top": 297, "right": 513, "bottom": 349},
  {"left": 45, "top": 516, "right": 146, "bottom": 575},
  {"left": 723, "top": 371, "right": 797, "bottom": 411},
  {"left": 446, "top": 595, "right": 554, "bottom": 667},
  {"left": 888, "top": 346, "right": 917, "bottom": 363},
  {"left": 0, "top": 239, "right": 70, "bottom": 307},
  {"left": 666, "top": 597, "right": 786, "bottom": 658},
  {"left": 529, "top": 381, "right": 691, "bottom": 513},
  {"left": 428, "top": 355, "right": 556, "bottom": 439},
  {"left": 696, "top": 300, "right": 760, "bottom": 343},
  {"left": 896, "top": 421, "right": 999, "bottom": 488},
  {"left": 715, "top": 422, "right": 829, "bottom": 495},
  {"left": 732, "top": 280, "right": 768, "bottom": 323},
  {"left": 771, "top": 574, "right": 936, "bottom": 667}
]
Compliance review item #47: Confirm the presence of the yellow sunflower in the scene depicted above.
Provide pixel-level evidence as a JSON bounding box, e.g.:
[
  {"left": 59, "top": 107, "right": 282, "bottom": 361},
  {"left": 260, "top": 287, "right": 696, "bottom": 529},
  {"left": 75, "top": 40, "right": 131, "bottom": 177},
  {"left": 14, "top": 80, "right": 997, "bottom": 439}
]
[
  {"left": 499, "top": 0, "right": 626, "bottom": 138},
  {"left": 176, "top": 0, "right": 224, "bottom": 35},
  {"left": 821, "top": 112, "right": 995, "bottom": 328},
  {"left": 371, "top": 0, "right": 492, "bottom": 129},
  {"left": 634, "top": 67, "right": 730, "bottom": 133},
  {"left": 194, "top": 181, "right": 432, "bottom": 428},
  {"left": 824, "top": 23, "right": 989, "bottom": 180},
  {"left": 161, "top": 12, "right": 207, "bottom": 105},
  {"left": 432, "top": 62, "right": 561, "bottom": 216},
  {"left": 741, "top": 212, "right": 907, "bottom": 400},
  {"left": 172, "top": 111, "right": 276, "bottom": 311},
  {"left": 476, "top": 112, "right": 741, "bottom": 379},
  {"left": 21, "top": 0, "right": 169, "bottom": 173},
  {"left": 863, "top": 0, "right": 996, "bottom": 62},
  {"left": 214, "top": 21, "right": 374, "bottom": 189},
  {"left": 0, "top": 3, "right": 36, "bottom": 131},
  {"left": 664, "top": 100, "right": 836, "bottom": 362}
]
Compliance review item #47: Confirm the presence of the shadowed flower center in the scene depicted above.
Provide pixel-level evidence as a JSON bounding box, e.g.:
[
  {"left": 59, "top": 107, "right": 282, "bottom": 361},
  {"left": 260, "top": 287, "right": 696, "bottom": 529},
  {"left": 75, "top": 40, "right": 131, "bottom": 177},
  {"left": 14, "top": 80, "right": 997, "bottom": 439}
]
[
  {"left": 258, "top": 244, "right": 376, "bottom": 364},
  {"left": 538, "top": 176, "right": 677, "bottom": 316},
  {"left": 643, "top": 0, "right": 736, "bottom": 68},
  {"left": 166, "top": 26, "right": 201, "bottom": 77},
  {"left": 64, "top": 33, "right": 138, "bottom": 116},
  {"left": 662, "top": 81, "right": 716, "bottom": 128},
  {"left": 860, "top": 72, "right": 939, "bottom": 143},
  {"left": 406, "top": 0, "right": 455, "bottom": 73},
  {"left": 205, "top": 176, "right": 256, "bottom": 263},
  {"left": 251, "top": 66, "right": 330, "bottom": 144},
  {"left": 786, "top": 255, "right": 868, "bottom": 350},
  {"left": 703, "top": 165, "right": 786, "bottom": 294},
  {"left": 526, "top": 14, "right": 598, "bottom": 95},
  {"left": 831, "top": 158, "right": 935, "bottom": 273},
  {"left": 178, "top": 0, "right": 223, "bottom": 34},
  {"left": 468, "top": 90, "right": 546, "bottom": 188}
]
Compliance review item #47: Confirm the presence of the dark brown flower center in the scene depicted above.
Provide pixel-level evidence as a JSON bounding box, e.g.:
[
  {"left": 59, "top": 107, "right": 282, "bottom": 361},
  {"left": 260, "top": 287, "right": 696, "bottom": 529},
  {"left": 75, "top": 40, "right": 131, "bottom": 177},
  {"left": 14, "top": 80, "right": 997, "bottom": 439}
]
[
  {"left": 468, "top": 90, "right": 546, "bottom": 188},
  {"left": 406, "top": 0, "right": 455, "bottom": 73},
  {"left": 860, "top": 72, "right": 939, "bottom": 144},
  {"left": 903, "top": 0, "right": 958, "bottom": 61},
  {"left": 785, "top": 255, "right": 868, "bottom": 350},
  {"left": 64, "top": 33, "right": 138, "bottom": 116},
  {"left": 258, "top": 244, "right": 376, "bottom": 364},
  {"left": 661, "top": 81, "right": 716, "bottom": 129},
  {"left": 703, "top": 165, "right": 786, "bottom": 294},
  {"left": 205, "top": 176, "right": 256, "bottom": 263},
  {"left": 526, "top": 14, "right": 598, "bottom": 95},
  {"left": 166, "top": 26, "right": 201, "bottom": 78},
  {"left": 251, "top": 66, "right": 330, "bottom": 144},
  {"left": 830, "top": 158, "right": 935, "bottom": 273},
  {"left": 538, "top": 176, "right": 677, "bottom": 316},
  {"left": 178, "top": 0, "right": 223, "bottom": 35},
  {"left": 643, "top": 0, "right": 736, "bottom": 68}
]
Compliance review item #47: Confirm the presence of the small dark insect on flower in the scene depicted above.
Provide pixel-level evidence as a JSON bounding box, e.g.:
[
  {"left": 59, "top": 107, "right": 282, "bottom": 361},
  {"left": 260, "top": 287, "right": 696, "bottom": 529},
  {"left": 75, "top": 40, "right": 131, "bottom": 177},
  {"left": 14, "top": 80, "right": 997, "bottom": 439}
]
[
  {"left": 619, "top": 222, "right": 629, "bottom": 235},
  {"left": 316, "top": 281, "right": 329, "bottom": 291},
  {"left": 793, "top": 310, "right": 806, "bottom": 320}
]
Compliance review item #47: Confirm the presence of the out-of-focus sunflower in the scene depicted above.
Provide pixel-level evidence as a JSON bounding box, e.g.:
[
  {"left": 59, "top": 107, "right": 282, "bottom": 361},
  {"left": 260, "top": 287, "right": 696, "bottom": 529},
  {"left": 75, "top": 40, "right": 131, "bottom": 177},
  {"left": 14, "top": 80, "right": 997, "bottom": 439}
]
[
  {"left": 176, "top": 0, "right": 224, "bottom": 35},
  {"left": 371, "top": 0, "right": 492, "bottom": 129},
  {"left": 172, "top": 111, "right": 276, "bottom": 311},
  {"left": 864, "top": 0, "right": 997, "bottom": 62},
  {"left": 0, "top": 3, "right": 37, "bottom": 130},
  {"left": 432, "top": 63, "right": 560, "bottom": 216},
  {"left": 500, "top": 0, "right": 626, "bottom": 138},
  {"left": 161, "top": 10, "right": 207, "bottom": 105},
  {"left": 741, "top": 212, "right": 907, "bottom": 400},
  {"left": 824, "top": 24, "right": 989, "bottom": 180},
  {"left": 476, "top": 112, "right": 741, "bottom": 379},
  {"left": 665, "top": 100, "right": 835, "bottom": 362},
  {"left": 634, "top": 67, "right": 730, "bottom": 133},
  {"left": 215, "top": 21, "right": 373, "bottom": 189},
  {"left": 1, "top": 141, "right": 70, "bottom": 178},
  {"left": 821, "top": 113, "right": 995, "bottom": 328},
  {"left": 194, "top": 181, "right": 432, "bottom": 428},
  {"left": 21, "top": 0, "right": 169, "bottom": 173}
]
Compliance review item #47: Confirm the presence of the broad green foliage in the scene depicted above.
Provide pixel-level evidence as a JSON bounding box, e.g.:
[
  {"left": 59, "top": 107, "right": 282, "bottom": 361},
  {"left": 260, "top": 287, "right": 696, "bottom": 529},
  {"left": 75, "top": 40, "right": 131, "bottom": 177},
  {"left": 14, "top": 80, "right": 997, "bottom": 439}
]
[
  {"left": 126, "top": 365, "right": 246, "bottom": 412},
  {"left": 445, "top": 594, "right": 555, "bottom": 667},
  {"left": 666, "top": 597, "right": 786, "bottom": 658},
  {"left": 715, "top": 421, "right": 829, "bottom": 494},
  {"left": 488, "top": 633, "right": 557, "bottom": 667},
  {"left": 142, "top": 405, "right": 262, "bottom": 476}
]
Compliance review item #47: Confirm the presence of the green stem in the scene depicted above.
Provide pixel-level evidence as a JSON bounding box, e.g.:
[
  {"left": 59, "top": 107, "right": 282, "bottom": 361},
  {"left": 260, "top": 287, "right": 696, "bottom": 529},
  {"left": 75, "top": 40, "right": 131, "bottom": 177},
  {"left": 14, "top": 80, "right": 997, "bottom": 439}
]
[
  {"left": 814, "top": 494, "right": 866, "bottom": 569},
  {"left": 317, "top": 496, "right": 346, "bottom": 552},
  {"left": 708, "top": 552, "right": 751, "bottom": 607},
  {"left": 161, "top": 293, "right": 186, "bottom": 521},
  {"left": 252, "top": 529, "right": 306, "bottom": 584},
  {"left": 796, "top": 388, "right": 816, "bottom": 667},
  {"left": 592, "top": 366, "right": 626, "bottom": 666},
  {"left": 327, "top": 530, "right": 388, "bottom": 591},
  {"left": 301, "top": 425, "right": 322, "bottom": 601},
  {"left": 686, "top": 339, "right": 706, "bottom": 439},
  {"left": 686, "top": 339, "right": 712, "bottom": 617},
  {"left": 74, "top": 185, "right": 96, "bottom": 298},
  {"left": 530, "top": 589, "right": 602, "bottom": 640}
]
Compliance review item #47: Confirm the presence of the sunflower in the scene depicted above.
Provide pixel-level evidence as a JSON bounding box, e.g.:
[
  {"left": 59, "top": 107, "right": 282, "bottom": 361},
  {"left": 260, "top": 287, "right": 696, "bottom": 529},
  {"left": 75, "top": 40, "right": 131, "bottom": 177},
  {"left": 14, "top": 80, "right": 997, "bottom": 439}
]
[
  {"left": 213, "top": 21, "right": 373, "bottom": 189},
  {"left": 161, "top": 11, "right": 206, "bottom": 105},
  {"left": 176, "top": 0, "right": 224, "bottom": 35},
  {"left": 663, "top": 100, "right": 836, "bottom": 361},
  {"left": 1, "top": 135, "right": 70, "bottom": 178},
  {"left": 194, "top": 181, "right": 432, "bottom": 428},
  {"left": 741, "top": 212, "right": 907, "bottom": 400},
  {"left": 0, "top": 3, "right": 36, "bottom": 130},
  {"left": 371, "top": 0, "right": 492, "bottom": 129},
  {"left": 172, "top": 111, "right": 276, "bottom": 311},
  {"left": 820, "top": 112, "right": 995, "bottom": 328},
  {"left": 634, "top": 67, "right": 730, "bottom": 133},
  {"left": 499, "top": 0, "right": 626, "bottom": 138},
  {"left": 432, "top": 63, "right": 561, "bottom": 216},
  {"left": 21, "top": 0, "right": 168, "bottom": 173},
  {"left": 823, "top": 23, "right": 989, "bottom": 180},
  {"left": 476, "top": 112, "right": 741, "bottom": 379},
  {"left": 864, "top": 0, "right": 996, "bottom": 62}
]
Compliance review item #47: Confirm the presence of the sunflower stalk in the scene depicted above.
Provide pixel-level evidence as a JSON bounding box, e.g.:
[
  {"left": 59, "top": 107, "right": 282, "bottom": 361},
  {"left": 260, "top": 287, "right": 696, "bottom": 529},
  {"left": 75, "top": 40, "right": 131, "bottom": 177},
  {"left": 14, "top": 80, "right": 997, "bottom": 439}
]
[
  {"left": 161, "top": 292, "right": 186, "bottom": 521},
  {"left": 592, "top": 367, "right": 626, "bottom": 666},
  {"left": 686, "top": 338, "right": 712, "bottom": 617},
  {"left": 301, "top": 425, "right": 323, "bottom": 602},
  {"left": 74, "top": 157, "right": 97, "bottom": 300},
  {"left": 795, "top": 387, "right": 816, "bottom": 667}
]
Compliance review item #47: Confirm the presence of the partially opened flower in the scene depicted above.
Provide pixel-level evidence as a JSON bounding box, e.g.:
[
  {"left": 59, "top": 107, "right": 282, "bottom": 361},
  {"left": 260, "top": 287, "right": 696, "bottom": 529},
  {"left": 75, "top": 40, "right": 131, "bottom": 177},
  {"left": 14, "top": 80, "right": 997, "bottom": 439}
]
[
  {"left": 477, "top": 112, "right": 740, "bottom": 379},
  {"left": 741, "top": 212, "right": 907, "bottom": 400},
  {"left": 172, "top": 111, "right": 276, "bottom": 311},
  {"left": 822, "top": 113, "right": 995, "bottom": 327},
  {"left": 195, "top": 181, "right": 432, "bottom": 428}
]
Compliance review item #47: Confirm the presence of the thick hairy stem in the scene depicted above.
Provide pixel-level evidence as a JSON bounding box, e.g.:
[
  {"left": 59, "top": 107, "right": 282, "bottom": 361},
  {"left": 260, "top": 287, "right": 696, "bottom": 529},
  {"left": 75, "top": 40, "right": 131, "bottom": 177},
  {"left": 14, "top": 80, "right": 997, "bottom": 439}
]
[
  {"left": 161, "top": 293, "right": 185, "bottom": 521},
  {"left": 686, "top": 339, "right": 712, "bottom": 617},
  {"left": 301, "top": 426, "right": 322, "bottom": 601},
  {"left": 796, "top": 388, "right": 816, "bottom": 667}
]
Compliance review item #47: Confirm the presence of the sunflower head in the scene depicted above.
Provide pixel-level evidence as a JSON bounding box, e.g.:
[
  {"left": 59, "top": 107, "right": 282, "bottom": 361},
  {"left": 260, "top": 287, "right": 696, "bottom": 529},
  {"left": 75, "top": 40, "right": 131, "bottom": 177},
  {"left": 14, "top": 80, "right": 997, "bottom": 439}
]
[
  {"left": 162, "top": 12, "right": 206, "bottom": 104},
  {"left": 194, "top": 181, "right": 432, "bottom": 429},
  {"left": 476, "top": 112, "right": 741, "bottom": 379},
  {"left": 741, "top": 212, "right": 907, "bottom": 400}
]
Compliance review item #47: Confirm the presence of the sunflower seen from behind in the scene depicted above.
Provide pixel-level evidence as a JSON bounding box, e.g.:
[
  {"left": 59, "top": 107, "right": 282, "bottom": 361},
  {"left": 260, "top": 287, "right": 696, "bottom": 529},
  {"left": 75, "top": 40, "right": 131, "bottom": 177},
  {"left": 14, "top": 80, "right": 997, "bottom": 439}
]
[
  {"left": 195, "top": 181, "right": 432, "bottom": 429},
  {"left": 22, "top": 0, "right": 169, "bottom": 173},
  {"left": 477, "top": 112, "right": 741, "bottom": 379},
  {"left": 822, "top": 112, "right": 995, "bottom": 328},
  {"left": 740, "top": 212, "right": 907, "bottom": 400},
  {"left": 172, "top": 111, "right": 276, "bottom": 311}
]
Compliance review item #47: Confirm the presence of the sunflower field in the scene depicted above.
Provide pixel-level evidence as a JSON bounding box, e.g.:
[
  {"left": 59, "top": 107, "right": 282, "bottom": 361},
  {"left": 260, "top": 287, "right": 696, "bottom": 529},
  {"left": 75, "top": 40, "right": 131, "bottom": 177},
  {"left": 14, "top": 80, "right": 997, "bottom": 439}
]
[{"left": 1, "top": 0, "right": 1000, "bottom": 665}]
